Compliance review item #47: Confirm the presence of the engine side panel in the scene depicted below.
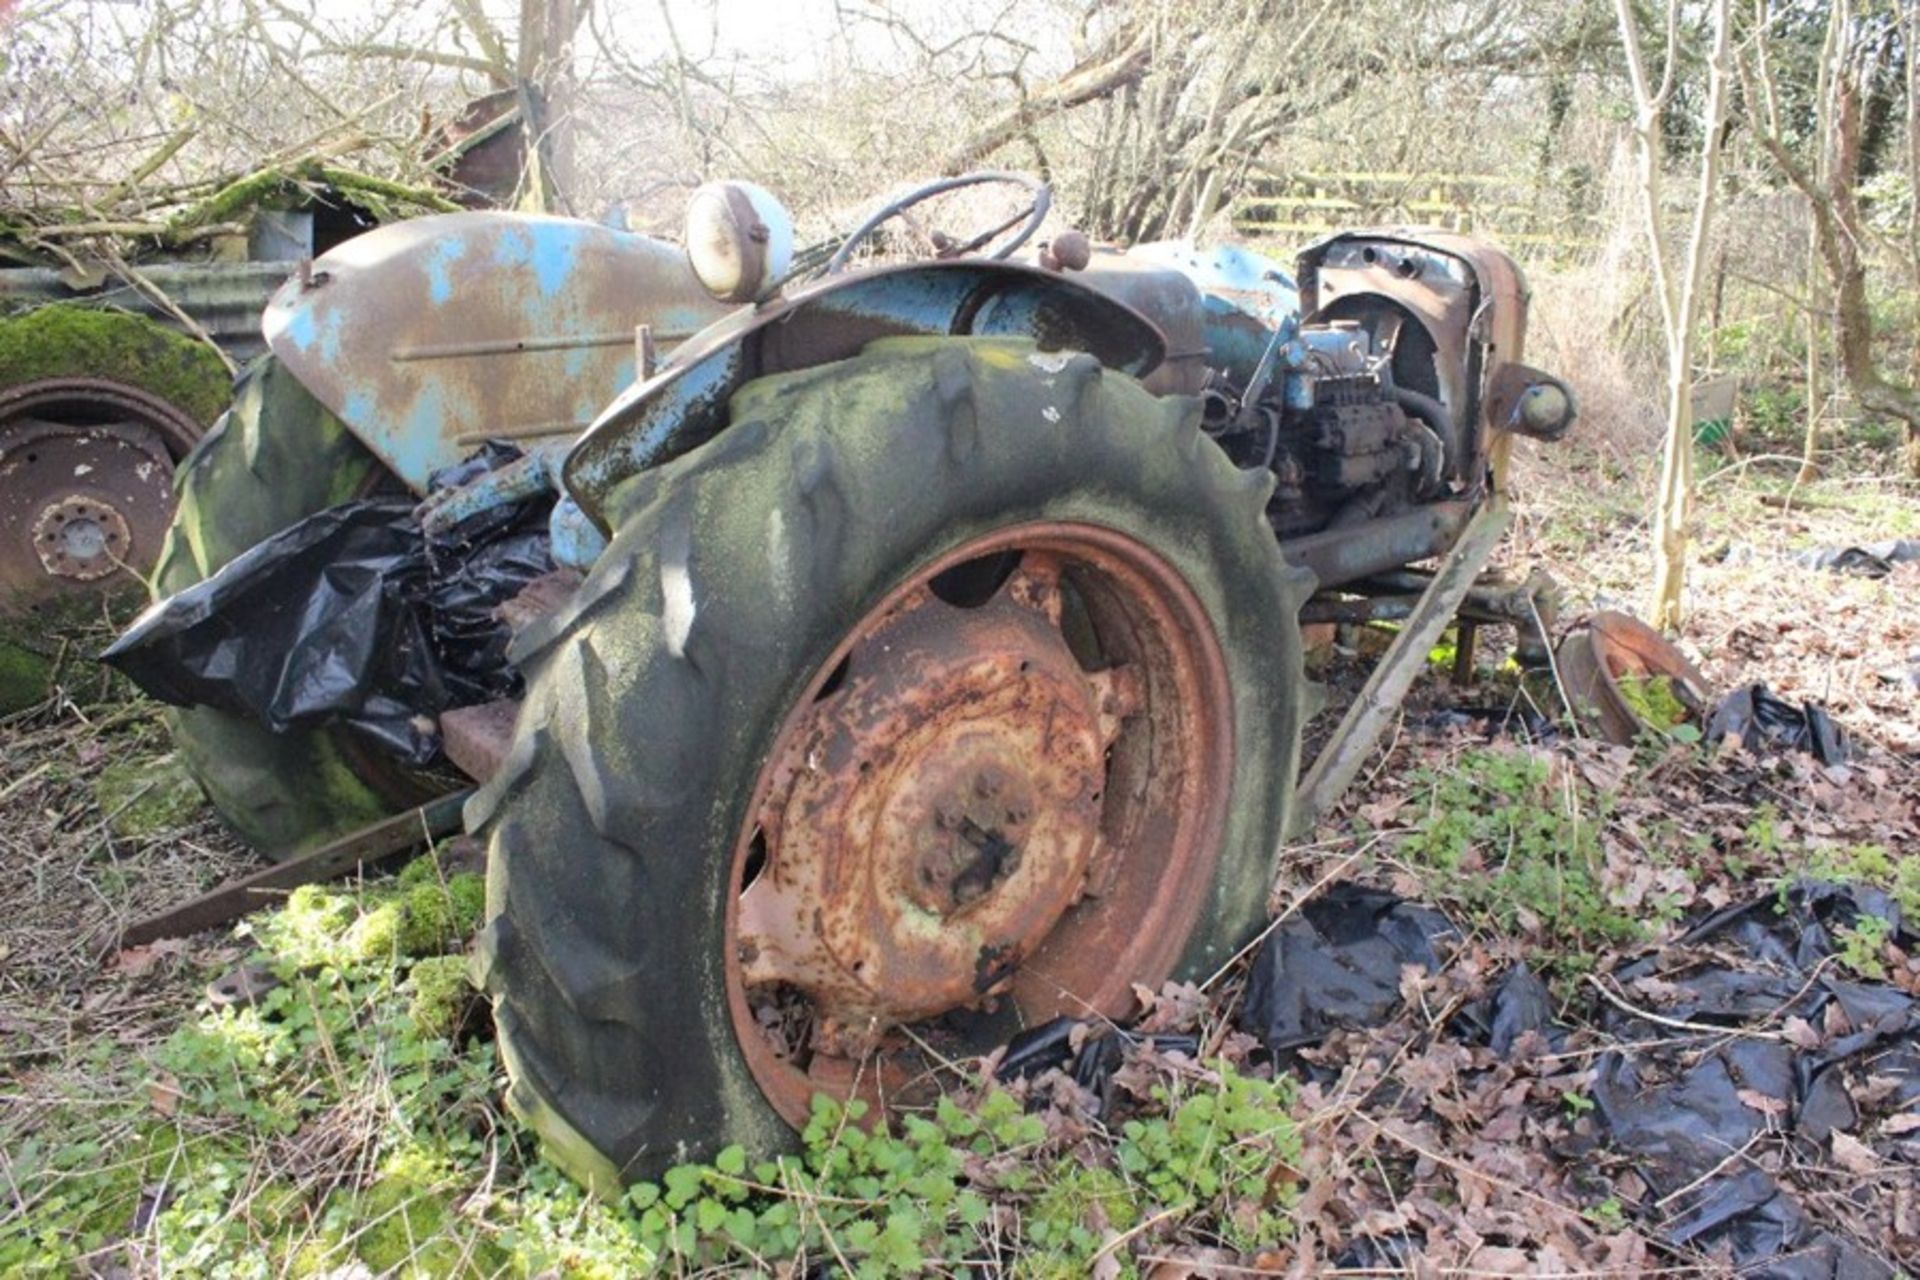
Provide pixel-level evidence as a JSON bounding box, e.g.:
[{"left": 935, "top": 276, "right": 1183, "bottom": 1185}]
[{"left": 265, "top": 213, "right": 731, "bottom": 492}]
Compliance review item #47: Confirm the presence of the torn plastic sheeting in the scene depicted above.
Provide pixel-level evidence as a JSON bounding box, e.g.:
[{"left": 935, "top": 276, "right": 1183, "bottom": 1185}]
[
  {"left": 103, "top": 444, "right": 554, "bottom": 766},
  {"left": 1453, "top": 963, "right": 1563, "bottom": 1057},
  {"left": 995, "top": 1014, "right": 1198, "bottom": 1115},
  {"left": 103, "top": 499, "right": 445, "bottom": 762},
  {"left": 1790, "top": 538, "right": 1920, "bottom": 578},
  {"left": 423, "top": 442, "right": 556, "bottom": 703},
  {"left": 1233, "top": 879, "right": 1913, "bottom": 1275},
  {"left": 1237, "top": 882, "right": 1457, "bottom": 1054},
  {"left": 1591, "top": 880, "right": 1913, "bottom": 1278},
  {"left": 1706, "top": 683, "right": 1850, "bottom": 765},
  {"left": 1662, "top": 1166, "right": 1882, "bottom": 1280}
]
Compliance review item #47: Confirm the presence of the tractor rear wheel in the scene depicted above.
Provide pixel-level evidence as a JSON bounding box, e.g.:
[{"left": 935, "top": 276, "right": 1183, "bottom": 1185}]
[
  {"left": 153, "top": 356, "right": 443, "bottom": 858},
  {"left": 474, "top": 337, "right": 1312, "bottom": 1189}
]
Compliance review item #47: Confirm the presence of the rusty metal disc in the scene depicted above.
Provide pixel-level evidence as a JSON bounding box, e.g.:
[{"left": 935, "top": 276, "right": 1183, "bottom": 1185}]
[
  {"left": 0, "top": 378, "right": 201, "bottom": 618},
  {"left": 724, "top": 521, "right": 1233, "bottom": 1126},
  {"left": 1555, "top": 610, "right": 1712, "bottom": 744}
]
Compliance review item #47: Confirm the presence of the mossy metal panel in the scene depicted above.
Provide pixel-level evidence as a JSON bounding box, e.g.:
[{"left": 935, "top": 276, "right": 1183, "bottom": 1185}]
[
  {"left": 264, "top": 212, "right": 729, "bottom": 493},
  {"left": 562, "top": 260, "right": 1168, "bottom": 529}
]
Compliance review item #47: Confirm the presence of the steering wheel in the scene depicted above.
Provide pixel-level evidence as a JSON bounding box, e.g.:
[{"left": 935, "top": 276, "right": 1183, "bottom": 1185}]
[{"left": 823, "top": 171, "right": 1051, "bottom": 275}]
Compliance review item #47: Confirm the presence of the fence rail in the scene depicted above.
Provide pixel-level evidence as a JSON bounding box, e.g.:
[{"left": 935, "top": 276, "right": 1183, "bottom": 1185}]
[{"left": 1231, "top": 169, "right": 1601, "bottom": 261}]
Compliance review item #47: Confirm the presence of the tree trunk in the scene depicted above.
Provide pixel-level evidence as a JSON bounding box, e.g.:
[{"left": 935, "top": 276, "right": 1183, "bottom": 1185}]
[
  {"left": 1799, "top": 0, "right": 1843, "bottom": 483},
  {"left": 1618, "top": 0, "right": 1731, "bottom": 631},
  {"left": 515, "top": 0, "right": 578, "bottom": 214}
]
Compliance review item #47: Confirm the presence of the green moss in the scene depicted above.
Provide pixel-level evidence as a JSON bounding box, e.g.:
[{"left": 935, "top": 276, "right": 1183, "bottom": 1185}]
[
  {"left": 406, "top": 955, "right": 474, "bottom": 1039},
  {"left": 91, "top": 752, "right": 206, "bottom": 838},
  {"left": 285, "top": 883, "right": 356, "bottom": 934},
  {"left": 168, "top": 162, "right": 460, "bottom": 237},
  {"left": 1615, "top": 673, "right": 1691, "bottom": 730},
  {"left": 0, "top": 638, "right": 52, "bottom": 714},
  {"left": 447, "top": 874, "right": 486, "bottom": 934},
  {"left": 395, "top": 872, "right": 487, "bottom": 956},
  {"left": 0, "top": 305, "right": 230, "bottom": 425},
  {"left": 352, "top": 1147, "right": 504, "bottom": 1275},
  {"left": 347, "top": 902, "right": 405, "bottom": 963}
]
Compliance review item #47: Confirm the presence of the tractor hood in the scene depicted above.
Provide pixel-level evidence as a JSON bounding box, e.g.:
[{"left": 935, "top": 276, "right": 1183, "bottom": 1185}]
[{"left": 265, "top": 213, "right": 730, "bottom": 492}]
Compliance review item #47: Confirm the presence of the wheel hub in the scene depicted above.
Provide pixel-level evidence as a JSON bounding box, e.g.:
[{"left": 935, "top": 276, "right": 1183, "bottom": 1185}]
[
  {"left": 737, "top": 559, "right": 1128, "bottom": 1045},
  {"left": 33, "top": 496, "right": 132, "bottom": 580},
  {"left": 0, "top": 379, "right": 196, "bottom": 616},
  {"left": 725, "top": 525, "right": 1233, "bottom": 1126}
]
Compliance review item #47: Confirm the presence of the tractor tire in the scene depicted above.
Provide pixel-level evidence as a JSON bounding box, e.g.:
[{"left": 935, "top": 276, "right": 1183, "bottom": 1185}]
[
  {"left": 152, "top": 356, "right": 439, "bottom": 859},
  {"left": 474, "top": 337, "right": 1314, "bottom": 1190},
  {"left": 0, "top": 306, "right": 231, "bottom": 709}
]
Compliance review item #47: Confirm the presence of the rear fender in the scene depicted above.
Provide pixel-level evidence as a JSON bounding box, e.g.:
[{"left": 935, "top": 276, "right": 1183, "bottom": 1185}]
[
  {"left": 264, "top": 213, "right": 731, "bottom": 492},
  {"left": 562, "top": 260, "right": 1166, "bottom": 530}
]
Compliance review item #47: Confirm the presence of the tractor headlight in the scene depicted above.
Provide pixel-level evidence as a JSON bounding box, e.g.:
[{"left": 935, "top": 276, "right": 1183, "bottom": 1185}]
[{"left": 684, "top": 181, "right": 794, "bottom": 305}]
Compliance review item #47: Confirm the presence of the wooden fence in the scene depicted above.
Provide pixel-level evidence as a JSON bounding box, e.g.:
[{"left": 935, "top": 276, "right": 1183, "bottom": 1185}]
[{"left": 1231, "top": 168, "right": 1603, "bottom": 262}]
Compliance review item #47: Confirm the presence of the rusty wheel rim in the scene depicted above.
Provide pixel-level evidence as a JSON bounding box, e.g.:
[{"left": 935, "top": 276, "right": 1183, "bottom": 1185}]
[
  {"left": 724, "top": 522, "right": 1233, "bottom": 1126},
  {"left": 0, "top": 378, "right": 201, "bottom": 617}
]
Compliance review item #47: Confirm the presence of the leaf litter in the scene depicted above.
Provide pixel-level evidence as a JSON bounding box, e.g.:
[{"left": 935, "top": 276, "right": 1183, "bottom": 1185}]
[{"left": 2, "top": 455, "right": 1916, "bottom": 1275}]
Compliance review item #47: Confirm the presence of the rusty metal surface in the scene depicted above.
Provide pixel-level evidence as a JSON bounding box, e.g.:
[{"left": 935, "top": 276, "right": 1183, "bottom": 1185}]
[
  {"left": 1125, "top": 240, "right": 1300, "bottom": 387},
  {"left": 736, "top": 554, "right": 1111, "bottom": 1042},
  {"left": 1278, "top": 499, "right": 1472, "bottom": 591},
  {"left": 563, "top": 260, "right": 1168, "bottom": 528},
  {"left": 1485, "top": 360, "right": 1577, "bottom": 441},
  {"left": 1290, "top": 497, "right": 1513, "bottom": 839},
  {"left": 1556, "top": 611, "right": 1712, "bottom": 746},
  {"left": 1059, "top": 250, "right": 1209, "bottom": 394},
  {"left": 1296, "top": 229, "right": 1532, "bottom": 484},
  {"left": 0, "top": 379, "right": 200, "bottom": 616},
  {"left": 440, "top": 698, "right": 520, "bottom": 784},
  {"left": 264, "top": 212, "right": 732, "bottom": 493},
  {"left": 723, "top": 523, "right": 1232, "bottom": 1128}
]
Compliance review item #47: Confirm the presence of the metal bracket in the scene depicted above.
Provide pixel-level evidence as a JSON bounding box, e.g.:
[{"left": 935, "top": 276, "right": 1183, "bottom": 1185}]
[{"left": 1286, "top": 496, "right": 1513, "bottom": 840}]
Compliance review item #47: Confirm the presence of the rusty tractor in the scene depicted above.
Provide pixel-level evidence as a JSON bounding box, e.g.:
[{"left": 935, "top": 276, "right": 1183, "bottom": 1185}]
[{"left": 119, "top": 172, "right": 1574, "bottom": 1188}]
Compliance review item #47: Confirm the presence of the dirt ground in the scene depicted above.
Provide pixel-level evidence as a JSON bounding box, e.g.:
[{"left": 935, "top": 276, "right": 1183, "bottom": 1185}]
[{"left": 2, "top": 435, "right": 1915, "bottom": 1276}]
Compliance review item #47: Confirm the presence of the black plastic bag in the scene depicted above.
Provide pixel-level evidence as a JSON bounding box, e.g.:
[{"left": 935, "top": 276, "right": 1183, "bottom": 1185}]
[
  {"left": 422, "top": 444, "right": 555, "bottom": 703},
  {"left": 1791, "top": 538, "right": 1920, "bottom": 578},
  {"left": 1231, "top": 880, "right": 1911, "bottom": 1275},
  {"left": 995, "top": 1014, "right": 1199, "bottom": 1116},
  {"left": 1707, "top": 683, "right": 1850, "bottom": 765},
  {"left": 104, "top": 444, "right": 554, "bottom": 767},
  {"left": 1238, "top": 883, "right": 1457, "bottom": 1053},
  {"left": 1590, "top": 880, "right": 1912, "bottom": 1279},
  {"left": 103, "top": 499, "right": 444, "bottom": 762}
]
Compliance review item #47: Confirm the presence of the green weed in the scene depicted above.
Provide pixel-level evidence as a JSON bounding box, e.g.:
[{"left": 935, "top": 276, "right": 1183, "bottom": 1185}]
[
  {"left": 1394, "top": 748, "right": 1651, "bottom": 968},
  {"left": 1835, "top": 915, "right": 1894, "bottom": 980},
  {"left": 4, "top": 838, "right": 1305, "bottom": 1277}
]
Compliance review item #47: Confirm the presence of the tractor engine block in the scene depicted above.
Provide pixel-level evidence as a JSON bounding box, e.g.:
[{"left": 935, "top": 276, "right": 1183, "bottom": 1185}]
[{"left": 1203, "top": 323, "right": 1444, "bottom": 539}]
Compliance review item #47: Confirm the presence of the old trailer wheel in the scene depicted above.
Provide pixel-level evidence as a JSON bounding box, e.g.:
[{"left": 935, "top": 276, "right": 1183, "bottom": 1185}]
[
  {"left": 153, "top": 357, "right": 444, "bottom": 858},
  {"left": 476, "top": 337, "right": 1313, "bottom": 1189},
  {"left": 0, "top": 379, "right": 203, "bottom": 618}
]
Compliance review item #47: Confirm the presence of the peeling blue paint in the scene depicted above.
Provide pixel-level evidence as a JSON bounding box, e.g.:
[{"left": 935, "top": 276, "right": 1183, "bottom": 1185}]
[
  {"left": 529, "top": 227, "right": 578, "bottom": 297},
  {"left": 342, "top": 388, "right": 375, "bottom": 426},
  {"left": 318, "top": 308, "right": 345, "bottom": 364},
  {"left": 425, "top": 237, "right": 469, "bottom": 304},
  {"left": 361, "top": 382, "right": 449, "bottom": 490},
  {"left": 486, "top": 223, "right": 582, "bottom": 298},
  {"left": 283, "top": 308, "right": 317, "bottom": 351}
]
